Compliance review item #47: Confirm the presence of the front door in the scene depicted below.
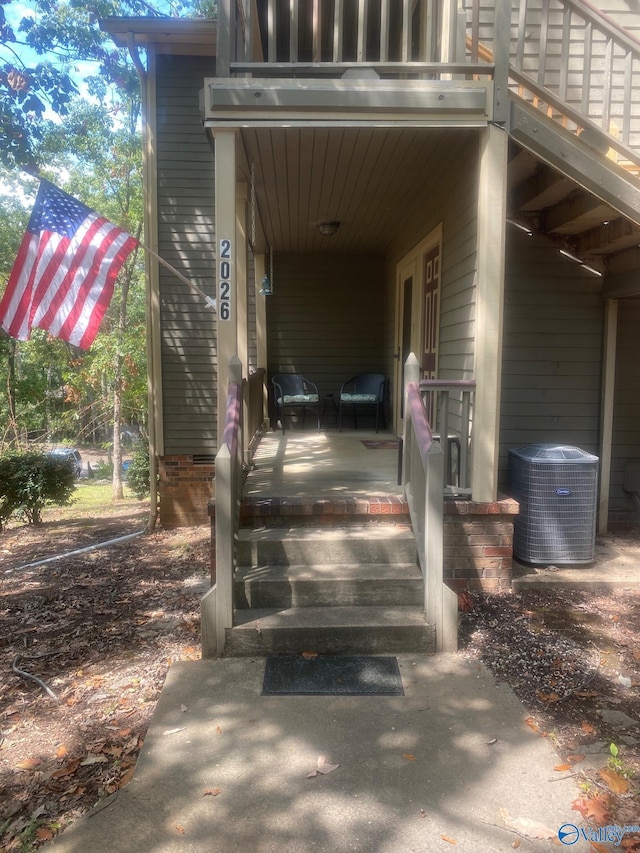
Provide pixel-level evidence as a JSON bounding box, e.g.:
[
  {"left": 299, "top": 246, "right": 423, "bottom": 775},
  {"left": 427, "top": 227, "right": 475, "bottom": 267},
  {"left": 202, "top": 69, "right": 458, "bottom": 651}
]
[{"left": 394, "top": 226, "right": 442, "bottom": 433}]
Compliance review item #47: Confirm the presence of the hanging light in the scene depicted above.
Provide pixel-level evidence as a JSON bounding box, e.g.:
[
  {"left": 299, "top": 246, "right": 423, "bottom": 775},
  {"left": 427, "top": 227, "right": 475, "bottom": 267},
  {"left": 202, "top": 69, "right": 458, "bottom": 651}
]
[{"left": 260, "top": 246, "right": 274, "bottom": 295}]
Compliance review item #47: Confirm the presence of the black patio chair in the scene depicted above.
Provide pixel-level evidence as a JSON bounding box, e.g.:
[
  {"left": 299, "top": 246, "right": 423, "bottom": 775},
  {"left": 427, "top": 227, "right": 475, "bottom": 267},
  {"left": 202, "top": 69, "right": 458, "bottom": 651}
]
[
  {"left": 338, "top": 373, "right": 386, "bottom": 433},
  {"left": 271, "top": 373, "right": 321, "bottom": 434}
]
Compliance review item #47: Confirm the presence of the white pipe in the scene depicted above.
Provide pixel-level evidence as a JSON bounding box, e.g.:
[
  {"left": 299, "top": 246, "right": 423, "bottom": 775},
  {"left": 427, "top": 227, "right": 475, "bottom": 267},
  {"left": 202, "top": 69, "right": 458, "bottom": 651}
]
[{"left": 4, "top": 530, "right": 145, "bottom": 574}]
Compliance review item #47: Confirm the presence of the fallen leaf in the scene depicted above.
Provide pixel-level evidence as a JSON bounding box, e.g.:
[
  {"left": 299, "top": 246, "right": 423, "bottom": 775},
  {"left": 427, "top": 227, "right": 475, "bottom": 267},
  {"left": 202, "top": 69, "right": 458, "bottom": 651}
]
[
  {"left": 301, "top": 650, "right": 318, "bottom": 659},
  {"left": 16, "top": 758, "right": 41, "bottom": 770},
  {"left": 500, "top": 808, "right": 556, "bottom": 840},
  {"left": 173, "top": 824, "right": 185, "bottom": 834},
  {"left": 203, "top": 788, "right": 222, "bottom": 797},
  {"left": 571, "top": 794, "right": 612, "bottom": 826},
  {"left": 554, "top": 764, "right": 573, "bottom": 772},
  {"left": 566, "top": 754, "right": 585, "bottom": 764},
  {"left": 581, "top": 721, "right": 596, "bottom": 735},
  {"left": 591, "top": 842, "right": 611, "bottom": 853},
  {"left": 511, "top": 841, "right": 521, "bottom": 849},
  {"left": 440, "top": 834, "right": 457, "bottom": 845},
  {"left": 524, "top": 716, "right": 540, "bottom": 733},
  {"left": 216, "top": 726, "right": 222, "bottom": 735},
  {"left": 55, "top": 745, "right": 68, "bottom": 759},
  {"left": 118, "top": 767, "right": 135, "bottom": 788},
  {"left": 80, "top": 754, "right": 108, "bottom": 766},
  {"left": 51, "top": 759, "right": 81, "bottom": 778},
  {"left": 486, "top": 738, "right": 498, "bottom": 745},
  {"left": 162, "top": 727, "right": 185, "bottom": 736},
  {"left": 35, "top": 828, "right": 54, "bottom": 841},
  {"left": 598, "top": 767, "right": 629, "bottom": 794},
  {"left": 403, "top": 753, "right": 417, "bottom": 761},
  {"left": 307, "top": 755, "right": 340, "bottom": 777}
]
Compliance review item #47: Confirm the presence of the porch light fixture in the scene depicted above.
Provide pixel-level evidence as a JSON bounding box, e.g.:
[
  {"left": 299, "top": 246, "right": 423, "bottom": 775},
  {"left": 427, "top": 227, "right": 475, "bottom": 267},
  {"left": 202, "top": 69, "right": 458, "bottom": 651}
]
[
  {"left": 559, "top": 249, "right": 603, "bottom": 276},
  {"left": 259, "top": 274, "right": 272, "bottom": 295},
  {"left": 506, "top": 217, "right": 533, "bottom": 236},
  {"left": 260, "top": 245, "right": 274, "bottom": 295},
  {"left": 317, "top": 220, "right": 341, "bottom": 237}
]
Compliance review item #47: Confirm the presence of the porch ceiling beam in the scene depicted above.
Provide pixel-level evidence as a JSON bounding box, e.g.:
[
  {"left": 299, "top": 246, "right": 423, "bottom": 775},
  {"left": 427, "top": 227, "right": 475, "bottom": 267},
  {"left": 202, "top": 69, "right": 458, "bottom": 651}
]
[
  {"left": 510, "top": 163, "right": 573, "bottom": 213},
  {"left": 573, "top": 217, "right": 640, "bottom": 258},
  {"left": 203, "top": 78, "right": 492, "bottom": 125},
  {"left": 542, "top": 192, "right": 613, "bottom": 236},
  {"left": 508, "top": 97, "right": 640, "bottom": 229}
]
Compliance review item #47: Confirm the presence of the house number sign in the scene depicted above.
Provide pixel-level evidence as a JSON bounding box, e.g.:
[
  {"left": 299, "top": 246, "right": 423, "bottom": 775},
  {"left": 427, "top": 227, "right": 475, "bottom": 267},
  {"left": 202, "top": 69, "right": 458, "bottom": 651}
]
[{"left": 219, "top": 238, "right": 232, "bottom": 321}]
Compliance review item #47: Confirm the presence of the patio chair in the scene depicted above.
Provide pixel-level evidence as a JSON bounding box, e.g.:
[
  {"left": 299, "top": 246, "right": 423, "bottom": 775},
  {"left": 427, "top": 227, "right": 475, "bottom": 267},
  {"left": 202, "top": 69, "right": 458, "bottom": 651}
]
[
  {"left": 271, "top": 373, "right": 321, "bottom": 434},
  {"left": 338, "top": 373, "right": 386, "bottom": 433}
]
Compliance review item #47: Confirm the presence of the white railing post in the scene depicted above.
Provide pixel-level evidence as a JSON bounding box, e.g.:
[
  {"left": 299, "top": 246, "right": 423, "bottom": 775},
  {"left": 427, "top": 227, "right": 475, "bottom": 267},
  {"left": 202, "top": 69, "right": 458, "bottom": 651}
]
[
  {"left": 214, "top": 444, "right": 234, "bottom": 654},
  {"left": 402, "top": 353, "right": 420, "bottom": 487}
]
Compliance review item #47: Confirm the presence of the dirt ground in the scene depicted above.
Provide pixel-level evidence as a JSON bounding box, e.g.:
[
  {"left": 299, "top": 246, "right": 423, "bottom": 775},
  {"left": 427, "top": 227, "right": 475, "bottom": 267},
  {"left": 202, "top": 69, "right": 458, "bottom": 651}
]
[
  {"left": 2, "top": 502, "right": 640, "bottom": 850},
  {"left": 0, "top": 499, "right": 210, "bottom": 851}
]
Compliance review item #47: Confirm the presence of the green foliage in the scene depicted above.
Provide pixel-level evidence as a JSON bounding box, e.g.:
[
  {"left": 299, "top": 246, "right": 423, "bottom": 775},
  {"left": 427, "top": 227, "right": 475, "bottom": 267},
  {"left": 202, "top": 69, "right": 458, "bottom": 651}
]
[
  {"left": 126, "top": 442, "right": 150, "bottom": 499},
  {"left": 0, "top": 450, "right": 75, "bottom": 525}
]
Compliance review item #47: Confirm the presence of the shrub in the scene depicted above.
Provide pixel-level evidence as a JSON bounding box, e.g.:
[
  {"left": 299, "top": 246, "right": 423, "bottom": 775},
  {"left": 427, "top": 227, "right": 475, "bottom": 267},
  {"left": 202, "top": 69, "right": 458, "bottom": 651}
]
[
  {"left": 126, "top": 444, "right": 151, "bottom": 500},
  {"left": 0, "top": 451, "right": 76, "bottom": 526}
]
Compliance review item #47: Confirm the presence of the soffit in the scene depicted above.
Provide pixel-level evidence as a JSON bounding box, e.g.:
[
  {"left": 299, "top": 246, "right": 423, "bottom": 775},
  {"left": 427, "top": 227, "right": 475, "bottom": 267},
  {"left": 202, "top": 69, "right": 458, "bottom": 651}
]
[{"left": 237, "top": 126, "right": 477, "bottom": 254}]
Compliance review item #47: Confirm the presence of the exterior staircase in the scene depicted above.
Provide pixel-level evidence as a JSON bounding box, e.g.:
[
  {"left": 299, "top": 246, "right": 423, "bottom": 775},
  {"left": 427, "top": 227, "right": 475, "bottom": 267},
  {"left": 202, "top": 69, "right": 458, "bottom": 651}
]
[{"left": 222, "top": 498, "right": 435, "bottom": 656}]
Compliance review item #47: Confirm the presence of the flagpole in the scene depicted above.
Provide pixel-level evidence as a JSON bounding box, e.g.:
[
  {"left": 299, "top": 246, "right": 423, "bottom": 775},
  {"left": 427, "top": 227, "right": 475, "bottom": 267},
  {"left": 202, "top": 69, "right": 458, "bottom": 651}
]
[{"left": 140, "top": 242, "right": 217, "bottom": 311}]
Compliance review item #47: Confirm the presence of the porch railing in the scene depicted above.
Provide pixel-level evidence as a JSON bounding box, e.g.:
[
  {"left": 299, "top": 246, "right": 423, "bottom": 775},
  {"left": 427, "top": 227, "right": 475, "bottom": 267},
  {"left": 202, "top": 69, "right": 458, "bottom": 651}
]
[
  {"left": 419, "top": 378, "right": 475, "bottom": 496},
  {"left": 402, "top": 355, "right": 458, "bottom": 652},
  {"left": 217, "top": 0, "right": 640, "bottom": 169},
  {"left": 218, "top": 0, "right": 499, "bottom": 78},
  {"left": 201, "top": 356, "right": 265, "bottom": 658},
  {"left": 502, "top": 0, "right": 640, "bottom": 169}
]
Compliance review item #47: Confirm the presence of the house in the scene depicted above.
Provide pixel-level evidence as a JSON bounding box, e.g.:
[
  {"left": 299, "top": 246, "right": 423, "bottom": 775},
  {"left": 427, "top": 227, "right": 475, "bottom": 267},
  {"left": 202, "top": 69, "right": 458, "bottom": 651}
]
[{"left": 103, "top": 1, "right": 640, "bottom": 554}]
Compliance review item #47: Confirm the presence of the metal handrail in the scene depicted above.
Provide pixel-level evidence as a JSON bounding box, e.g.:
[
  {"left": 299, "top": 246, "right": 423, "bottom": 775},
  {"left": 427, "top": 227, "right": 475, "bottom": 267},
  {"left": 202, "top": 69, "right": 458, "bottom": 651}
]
[{"left": 418, "top": 379, "right": 475, "bottom": 495}]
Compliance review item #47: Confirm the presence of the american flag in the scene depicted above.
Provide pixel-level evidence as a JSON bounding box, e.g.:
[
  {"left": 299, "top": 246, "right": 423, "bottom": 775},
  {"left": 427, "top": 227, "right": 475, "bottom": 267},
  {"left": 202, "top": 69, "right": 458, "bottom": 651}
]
[{"left": 0, "top": 180, "right": 138, "bottom": 349}]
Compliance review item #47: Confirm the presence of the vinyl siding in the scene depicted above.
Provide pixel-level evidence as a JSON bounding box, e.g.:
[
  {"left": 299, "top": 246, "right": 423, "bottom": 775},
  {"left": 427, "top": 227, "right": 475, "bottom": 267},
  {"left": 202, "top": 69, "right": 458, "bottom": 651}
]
[
  {"left": 499, "top": 228, "right": 604, "bottom": 490},
  {"left": 156, "top": 54, "right": 217, "bottom": 455},
  {"left": 385, "top": 132, "right": 480, "bottom": 403},
  {"left": 267, "top": 253, "right": 385, "bottom": 414}
]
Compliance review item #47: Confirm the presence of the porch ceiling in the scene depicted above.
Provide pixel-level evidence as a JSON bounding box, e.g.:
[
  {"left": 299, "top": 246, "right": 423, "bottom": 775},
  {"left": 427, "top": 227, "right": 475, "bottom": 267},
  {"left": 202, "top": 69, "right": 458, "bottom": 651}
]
[{"left": 237, "top": 126, "right": 476, "bottom": 254}]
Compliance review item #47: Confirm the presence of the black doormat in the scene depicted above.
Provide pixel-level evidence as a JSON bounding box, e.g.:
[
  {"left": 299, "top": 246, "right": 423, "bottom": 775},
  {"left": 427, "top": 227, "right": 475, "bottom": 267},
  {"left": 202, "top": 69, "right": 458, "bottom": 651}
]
[
  {"left": 361, "top": 439, "right": 400, "bottom": 450},
  {"left": 261, "top": 655, "right": 404, "bottom": 696}
]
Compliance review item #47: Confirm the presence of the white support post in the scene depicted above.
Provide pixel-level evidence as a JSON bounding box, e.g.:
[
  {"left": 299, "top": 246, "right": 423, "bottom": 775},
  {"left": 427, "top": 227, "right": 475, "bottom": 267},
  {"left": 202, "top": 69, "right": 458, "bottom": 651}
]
[
  {"left": 213, "top": 129, "right": 238, "bottom": 448},
  {"left": 599, "top": 298, "right": 618, "bottom": 534},
  {"left": 473, "top": 124, "right": 507, "bottom": 502},
  {"left": 255, "top": 253, "right": 269, "bottom": 425},
  {"left": 236, "top": 183, "right": 248, "bottom": 375}
]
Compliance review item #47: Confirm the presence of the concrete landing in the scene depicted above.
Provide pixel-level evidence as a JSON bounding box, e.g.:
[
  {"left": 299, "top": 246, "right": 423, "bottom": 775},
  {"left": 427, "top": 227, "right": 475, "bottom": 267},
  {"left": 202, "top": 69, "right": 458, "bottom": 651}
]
[{"left": 47, "top": 654, "right": 590, "bottom": 852}]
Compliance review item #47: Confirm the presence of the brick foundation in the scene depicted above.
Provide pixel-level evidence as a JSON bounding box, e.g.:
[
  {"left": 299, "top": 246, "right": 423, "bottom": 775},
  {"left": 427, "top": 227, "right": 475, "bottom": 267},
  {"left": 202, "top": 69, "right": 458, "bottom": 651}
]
[
  {"left": 158, "top": 455, "right": 215, "bottom": 528},
  {"left": 443, "top": 495, "right": 519, "bottom": 593}
]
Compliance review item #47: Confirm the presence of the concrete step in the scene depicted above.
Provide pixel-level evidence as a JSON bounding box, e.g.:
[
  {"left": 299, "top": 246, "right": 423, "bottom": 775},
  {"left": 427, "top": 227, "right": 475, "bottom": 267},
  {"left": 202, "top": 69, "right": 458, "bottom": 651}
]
[
  {"left": 237, "top": 523, "right": 417, "bottom": 568},
  {"left": 225, "top": 606, "right": 435, "bottom": 656},
  {"left": 234, "top": 562, "right": 423, "bottom": 608}
]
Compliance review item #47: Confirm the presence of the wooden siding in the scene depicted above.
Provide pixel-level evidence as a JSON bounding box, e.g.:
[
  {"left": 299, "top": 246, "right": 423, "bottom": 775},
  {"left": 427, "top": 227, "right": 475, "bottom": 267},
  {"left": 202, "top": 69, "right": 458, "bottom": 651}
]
[
  {"left": 267, "top": 253, "right": 385, "bottom": 416},
  {"left": 385, "top": 132, "right": 480, "bottom": 413},
  {"left": 610, "top": 297, "right": 640, "bottom": 522},
  {"left": 156, "top": 54, "right": 217, "bottom": 455},
  {"left": 499, "top": 228, "right": 604, "bottom": 489}
]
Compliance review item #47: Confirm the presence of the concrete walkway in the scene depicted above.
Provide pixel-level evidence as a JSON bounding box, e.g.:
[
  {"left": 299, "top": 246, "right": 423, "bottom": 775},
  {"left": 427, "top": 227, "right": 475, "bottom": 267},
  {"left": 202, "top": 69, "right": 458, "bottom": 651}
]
[
  {"left": 47, "top": 654, "right": 589, "bottom": 853},
  {"left": 46, "top": 430, "right": 626, "bottom": 852}
]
